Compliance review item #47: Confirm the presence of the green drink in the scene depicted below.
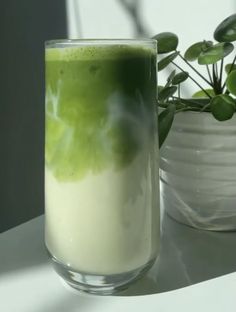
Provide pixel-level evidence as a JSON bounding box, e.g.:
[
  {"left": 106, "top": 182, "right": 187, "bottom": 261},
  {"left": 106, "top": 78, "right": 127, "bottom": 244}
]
[{"left": 45, "top": 40, "right": 160, "bottom": 294}]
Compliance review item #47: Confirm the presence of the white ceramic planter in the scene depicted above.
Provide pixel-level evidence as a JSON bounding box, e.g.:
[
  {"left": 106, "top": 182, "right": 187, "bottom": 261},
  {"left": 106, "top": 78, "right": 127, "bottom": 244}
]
[{"left": 160, "top": 111, "right": 236, "bottom": 231}]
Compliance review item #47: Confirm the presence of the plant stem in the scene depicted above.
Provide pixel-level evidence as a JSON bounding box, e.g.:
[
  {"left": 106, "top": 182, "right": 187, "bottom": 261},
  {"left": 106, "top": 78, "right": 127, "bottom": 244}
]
[
  {"left": 222, "top": 54, "right": 236, "bottom": 91},
  {"left": 212, "top": 64, "right": 217, "bottom": 92},
  {"left": 215, "top": 63, "right": 219, "bottom": 79},
  {"left": 200, "top": 103, "right": 211, "bottom": 112},
  {"left": 175, "top": 107, "right": 190, "bottom": 113},
  {"left": 212, "top": 64, "right": 217, "bottom": 83},
  {"left": 227, "top": 54, "right": 236, "bottom": 74},
  {"left": 178, "top": 52, "right": 213, "bottom": 87},
  {"left": 219, "top": 58, "right": 224, "bottom": 92},
  {"left": 178, "top": 84, "right": 180, "bottom": 98},
  {"left": 172, "top": 61, "right": 212, "bottom": 98},
  {"left": 212, "top": 63, "right": 222, "bottom": 94},
  {"left": 175, "top": 107, "right": 201, "bottom": 113},
  {"left": 206, "top": 65, "right": 213, "bottom": 85}
]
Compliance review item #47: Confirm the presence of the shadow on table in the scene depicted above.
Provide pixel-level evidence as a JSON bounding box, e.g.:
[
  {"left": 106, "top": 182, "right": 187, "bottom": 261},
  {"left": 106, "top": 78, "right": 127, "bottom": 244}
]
[
  {"left": 1, "top": 213, "right": 236, "bottom": 298},
  {"left": 0, "top": 216, "right": 48, "bottom": 276},
  {"left": 119, "top": 212, "right": 236, "bottom": 296}
]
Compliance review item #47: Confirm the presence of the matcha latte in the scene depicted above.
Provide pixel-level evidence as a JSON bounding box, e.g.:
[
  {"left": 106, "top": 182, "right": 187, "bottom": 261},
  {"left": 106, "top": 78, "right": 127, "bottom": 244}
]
[{"left": 44, "top": 40, "right": 159, "bottom": 294}]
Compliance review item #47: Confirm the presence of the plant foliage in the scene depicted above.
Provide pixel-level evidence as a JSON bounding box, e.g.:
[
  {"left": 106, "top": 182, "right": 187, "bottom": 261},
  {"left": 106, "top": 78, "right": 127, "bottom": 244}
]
[{"left": 154, "top": 14, "right": 236, "bottom": 147}]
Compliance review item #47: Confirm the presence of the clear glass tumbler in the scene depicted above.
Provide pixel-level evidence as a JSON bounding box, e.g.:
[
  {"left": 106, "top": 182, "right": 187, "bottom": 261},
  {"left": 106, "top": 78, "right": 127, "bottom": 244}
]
[{"left": 44, "top": 39, "right": 160, "bottom": 294}]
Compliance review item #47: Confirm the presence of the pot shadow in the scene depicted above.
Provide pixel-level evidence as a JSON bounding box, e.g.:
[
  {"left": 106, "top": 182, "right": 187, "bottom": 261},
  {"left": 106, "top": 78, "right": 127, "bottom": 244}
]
[{"left": 119, "top": 212, "right": 236, "bottom": 296}]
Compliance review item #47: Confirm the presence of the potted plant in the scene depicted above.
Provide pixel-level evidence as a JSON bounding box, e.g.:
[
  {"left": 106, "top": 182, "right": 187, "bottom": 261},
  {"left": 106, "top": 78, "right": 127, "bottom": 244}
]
[{"left": 154, "top": 14, "right": 236, "bottom": 231}]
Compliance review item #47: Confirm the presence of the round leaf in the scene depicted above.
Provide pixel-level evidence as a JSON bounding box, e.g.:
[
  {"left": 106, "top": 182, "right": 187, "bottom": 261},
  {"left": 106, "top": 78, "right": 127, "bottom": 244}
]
[
  {"left": 214, "top": 14, "right": 236, "bottom": 42},
  {"left": 153, "top": 32, "right": 178, "bottom": 54},
  {"left": 158, "top": 86, "right": 177, "bottom": 101},
  {"left": 166, "top": 69, "right": 176, "bottom": 84},
  {"left": 158, "top": 104, "right": 176, "bottom": 147},
  {"left": 226, "top": 70, "right": 236, "bottom": 95},
  {"left": 184, "top": 41, "right": 213, "bottom": 62},
  {"left": 172, "top": 72, "right": 189, "bottom": 85},
  {"left": 184, "top": 42, "right": 204, "bottom": 61},
  {"left": 158, "top": 51, "right": 179, "bottom": 71},
  {"left": 198, "top": 42, "right": 234, "bottom": 65},
  {"left": 201, "top": 40, "right": 214, "bottom": 51},
  {"left": 225, "top": 63, "right": 236, "bottom": 74},
  {"left": 192, "top": 89, "right": 215, "bottom": 98},
  {"left": 210, "top": 94, "right": 235, "bottom": 121}
]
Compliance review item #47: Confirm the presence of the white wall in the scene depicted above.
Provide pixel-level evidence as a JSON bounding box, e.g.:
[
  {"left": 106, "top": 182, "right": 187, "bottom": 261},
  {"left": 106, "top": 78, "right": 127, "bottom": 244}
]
[
  {"left": 142, "top": 0, "right": 236, "bottom": 51},
  {"left": 67, "top": 0, "right": 235, "bottom": 43},
  {"left": 66, "top": 0, "right": 134, "bottom": 38},
  {"left": 66, "top": 0, "right": 236, "bottom": 95}
]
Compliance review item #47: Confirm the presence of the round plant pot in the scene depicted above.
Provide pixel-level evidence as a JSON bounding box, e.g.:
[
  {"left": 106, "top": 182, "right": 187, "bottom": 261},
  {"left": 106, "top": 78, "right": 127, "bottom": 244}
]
[{"left": 160, "top": 110, "right": 236, "bottom": 231}]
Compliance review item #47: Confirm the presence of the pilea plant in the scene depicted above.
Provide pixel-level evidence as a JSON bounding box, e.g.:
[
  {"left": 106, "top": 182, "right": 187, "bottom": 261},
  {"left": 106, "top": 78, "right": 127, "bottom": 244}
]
[{"left": 154, "top": 14, "right": 236, "bottom": 147}]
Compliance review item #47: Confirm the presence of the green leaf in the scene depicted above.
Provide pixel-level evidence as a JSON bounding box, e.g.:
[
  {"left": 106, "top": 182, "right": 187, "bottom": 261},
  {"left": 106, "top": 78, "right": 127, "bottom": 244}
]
[
  {"left": 226, "top": 70, "right": 236, "bottom": 95},
  {"left": 172, "top": 71, "right": 189, "bottom": 85},
  {"left": 214, "top": 14, "right": 236, "bottom": 42},
  {"left": 152, "top": 32, "right": 178, "bottom": 54},
  {"left": 201, "top": 41, "right": 214, "bottom": 51},
  {"left": 192, "top": 89, "right": 215, "bottom": 98},
  {"left": 158, "top": 104, "right": 176, "bottom": 147},
  {"left": 158, "top": 51, "right": 179, "bottom": 71},
  {"left": 225, "top": 63, "right": 236, "bottom": 74},
  {"left": 158, "top": 86, "right": 177, "bottom": 101},
  {"left": 166, "top": 70, "right": 176, "bottom": 85},
  {"left": 184, "top": 42, "right": 204, "bottom": 61},
  {"left": 210, "top": 94, "right": 236, "bottom": 121},
  {"left": 184, "top": 41, "right": 213, "bottom": 61},
  {"left": 198, "top": 42, "right": 234, "bottom": 65}
]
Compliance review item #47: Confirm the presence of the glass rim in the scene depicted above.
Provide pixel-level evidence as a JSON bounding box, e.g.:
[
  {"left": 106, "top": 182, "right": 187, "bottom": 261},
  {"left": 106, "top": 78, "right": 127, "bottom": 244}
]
[{"left": 45, "top": 38, "right": 157, "bottom": 48}]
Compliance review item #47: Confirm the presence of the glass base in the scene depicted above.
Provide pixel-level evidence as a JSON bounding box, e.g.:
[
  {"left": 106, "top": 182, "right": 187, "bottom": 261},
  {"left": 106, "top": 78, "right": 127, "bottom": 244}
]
[{"left": 49, "top": 252, "right": 155, "bottom": 295}]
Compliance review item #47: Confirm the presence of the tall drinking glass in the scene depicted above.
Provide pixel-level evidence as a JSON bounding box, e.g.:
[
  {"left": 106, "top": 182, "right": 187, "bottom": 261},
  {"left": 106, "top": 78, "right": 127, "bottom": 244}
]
[{"left": 45, "top": 39, "right": 159, "bottom": 294}]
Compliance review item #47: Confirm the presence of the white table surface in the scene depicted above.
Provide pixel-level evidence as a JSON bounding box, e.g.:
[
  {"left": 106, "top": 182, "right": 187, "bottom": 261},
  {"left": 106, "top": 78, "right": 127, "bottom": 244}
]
[{"left": 1, "top": 213, "right": 236, "bottom": 312}]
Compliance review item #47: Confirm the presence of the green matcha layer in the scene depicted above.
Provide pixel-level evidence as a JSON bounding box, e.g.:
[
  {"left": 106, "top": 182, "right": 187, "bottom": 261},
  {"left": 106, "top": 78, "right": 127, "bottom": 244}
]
[{"left": 45, "top": 44, "right": 157, "bottom": 181}]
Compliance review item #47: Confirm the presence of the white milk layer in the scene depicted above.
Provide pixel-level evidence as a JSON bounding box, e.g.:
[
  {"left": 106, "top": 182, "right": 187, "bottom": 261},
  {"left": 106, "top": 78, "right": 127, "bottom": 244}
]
[{"left": 45, "top": 154, "right": 160, "bottom": 275}]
